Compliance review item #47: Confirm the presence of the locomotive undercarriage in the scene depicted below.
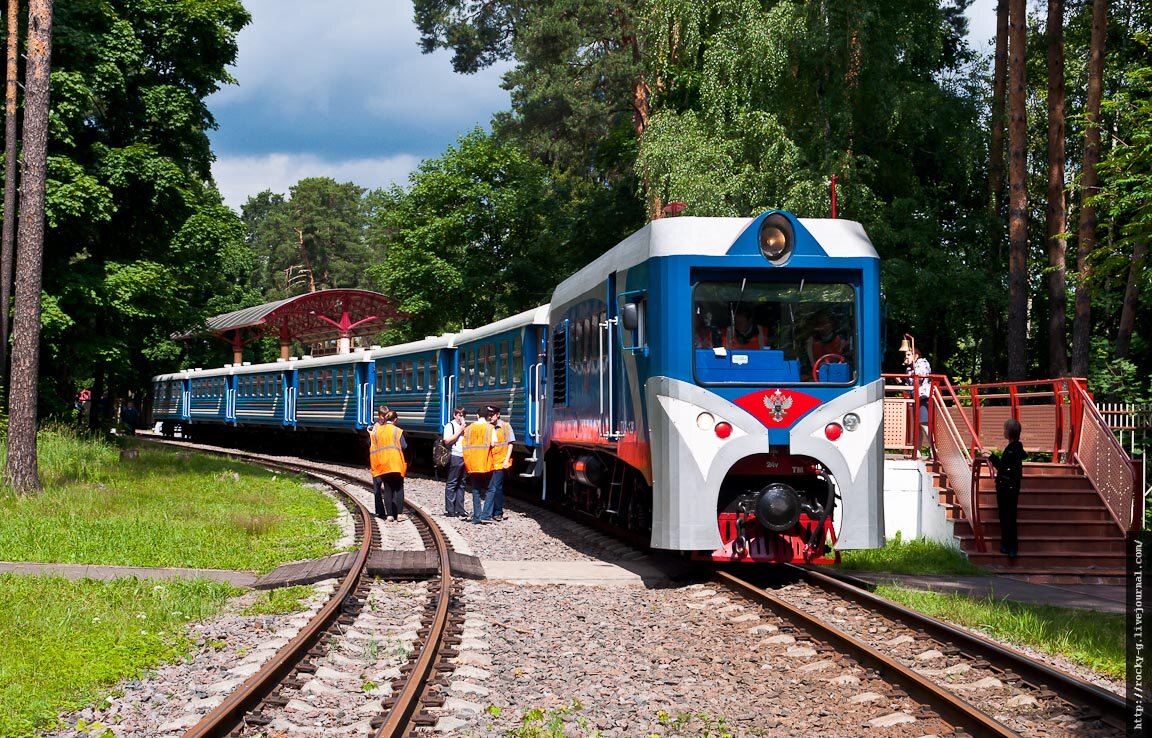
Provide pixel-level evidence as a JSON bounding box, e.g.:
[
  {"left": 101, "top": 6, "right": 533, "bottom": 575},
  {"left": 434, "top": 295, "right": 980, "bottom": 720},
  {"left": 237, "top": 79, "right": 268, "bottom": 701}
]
[
  {"left": 545, "top": 448, "right": 652, "bottom": 543},
  {"left": 710, "top": 457, "right": 838, "bottom": 564}
]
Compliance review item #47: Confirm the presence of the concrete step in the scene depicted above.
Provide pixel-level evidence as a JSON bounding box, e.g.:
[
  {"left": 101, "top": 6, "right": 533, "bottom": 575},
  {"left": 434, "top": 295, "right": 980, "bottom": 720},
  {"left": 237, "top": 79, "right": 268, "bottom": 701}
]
[
  {"left": 965, "top": 550, "right": 1127, "bottom": 570},
  {"left": 957, "top": 534, "right": 1126, "bottom": 554}
]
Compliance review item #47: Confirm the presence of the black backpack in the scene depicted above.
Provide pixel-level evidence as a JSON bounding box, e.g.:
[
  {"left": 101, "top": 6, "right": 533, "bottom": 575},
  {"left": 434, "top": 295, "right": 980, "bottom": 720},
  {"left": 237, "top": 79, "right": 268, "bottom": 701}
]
[{"left": 432, "top": 437, "right": 452, "bottom": 468}]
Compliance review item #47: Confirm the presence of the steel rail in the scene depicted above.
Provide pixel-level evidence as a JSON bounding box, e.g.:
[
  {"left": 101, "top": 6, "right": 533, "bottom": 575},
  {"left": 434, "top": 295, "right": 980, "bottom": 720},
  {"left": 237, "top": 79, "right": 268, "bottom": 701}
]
[
  {"left": 181, "top": 469, "right": 374, "bottom": 738},
  {"left": 714, "top": 570, "right": 1021, "bottom": 738},
  {"left": 797, "top": 565, "right": 1126, "bottom": 726},
  {"left": 372, "top": 502, "right": 454, "bottom": 738}
]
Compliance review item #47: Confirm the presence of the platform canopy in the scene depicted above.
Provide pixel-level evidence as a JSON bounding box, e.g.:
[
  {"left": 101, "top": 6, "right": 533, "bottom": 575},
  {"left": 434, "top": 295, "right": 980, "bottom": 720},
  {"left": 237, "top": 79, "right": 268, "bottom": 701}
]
[{"left": 177, "top": 289, "right": 400, "bottom": 363}]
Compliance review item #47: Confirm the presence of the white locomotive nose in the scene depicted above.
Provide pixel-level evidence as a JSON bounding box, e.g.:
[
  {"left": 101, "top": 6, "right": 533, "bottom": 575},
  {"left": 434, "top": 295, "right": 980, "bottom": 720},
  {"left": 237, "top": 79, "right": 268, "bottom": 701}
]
[{"left": 755, "top": 482, "right": 800, "bottom": 532}]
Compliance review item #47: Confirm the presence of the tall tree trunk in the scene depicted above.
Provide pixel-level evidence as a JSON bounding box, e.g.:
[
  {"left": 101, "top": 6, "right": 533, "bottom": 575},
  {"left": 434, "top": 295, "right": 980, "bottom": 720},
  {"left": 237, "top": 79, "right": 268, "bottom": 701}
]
[
  {"left": 1045, "top": 0, "right": 1068, "bottom": 377},
  {"left": 1116, "top": 238, "right": 1146, "bottom": 360},
  {"left": 4, "top": 0, "right": 51, "bottom": 493},
  {"left": 1, "top": 0, "right": 18, "bottom": 383},
  {"left": 1071, "top": 0, "right": 1107, "bottom": 377},
  {"left": 983, "top": 0, "right": 1010, "bottom": 380},
  {"left": 1006, "top": 0, "right": 1029, "bottom": 381},
  {"left": 988, "top": 0, "right": 1009, "bottom": 221}
]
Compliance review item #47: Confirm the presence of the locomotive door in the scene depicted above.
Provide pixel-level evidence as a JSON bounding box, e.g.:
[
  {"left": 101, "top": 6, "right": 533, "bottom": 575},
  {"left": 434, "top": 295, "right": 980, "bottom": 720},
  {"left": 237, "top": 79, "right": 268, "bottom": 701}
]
[{"left": 598, "top": 273, "right": 623, "bottom": 440}]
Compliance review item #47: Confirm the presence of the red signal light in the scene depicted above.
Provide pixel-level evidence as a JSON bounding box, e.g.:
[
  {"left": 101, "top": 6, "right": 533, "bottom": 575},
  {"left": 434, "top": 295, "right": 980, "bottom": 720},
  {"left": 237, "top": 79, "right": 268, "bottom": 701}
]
[{"left": 715, "top": 422, "right": 733, "bottom": 439}]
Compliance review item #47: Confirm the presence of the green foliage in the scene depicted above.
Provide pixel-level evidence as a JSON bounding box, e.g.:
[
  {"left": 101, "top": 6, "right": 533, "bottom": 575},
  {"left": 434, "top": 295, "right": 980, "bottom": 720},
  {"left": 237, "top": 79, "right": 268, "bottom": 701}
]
[
  {"left": 0, "top": 575, "right": 240, "bottom": 737},
  {"left": 370, "top": 129, "right": 627, "bottom": 342},
  {"left": 9, "top": 0, "right": 254, "bottom": 417},
  {"left": 243, "top": 177, "right": 379, "bottom": 299}
]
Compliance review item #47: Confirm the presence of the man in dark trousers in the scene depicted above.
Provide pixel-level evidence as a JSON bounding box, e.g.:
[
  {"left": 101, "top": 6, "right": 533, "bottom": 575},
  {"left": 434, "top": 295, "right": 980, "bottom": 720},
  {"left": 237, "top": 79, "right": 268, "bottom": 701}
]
[{"left": 987, "top": 418, "right": 1024, "bottom": 558}]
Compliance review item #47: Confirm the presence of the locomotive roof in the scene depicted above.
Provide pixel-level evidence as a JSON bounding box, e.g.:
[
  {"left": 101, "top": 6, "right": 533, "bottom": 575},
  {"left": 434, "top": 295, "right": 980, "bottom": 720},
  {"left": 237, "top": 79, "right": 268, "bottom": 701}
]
[{"left": 551, "top": 215, "right": 876, "bottom": 307}]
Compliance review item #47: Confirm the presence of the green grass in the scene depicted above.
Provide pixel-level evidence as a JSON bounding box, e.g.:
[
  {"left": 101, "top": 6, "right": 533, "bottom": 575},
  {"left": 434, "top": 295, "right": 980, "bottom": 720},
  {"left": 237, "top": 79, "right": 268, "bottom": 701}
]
[
  {"left": 0, "top": 428, "right": 341, "bottom": 573},
  {"left": 0, "top": 574, "right": 241, "bottom": 738},
  {"left": 239, "top": 585, "right": 314, "bottom": 616},
  {"left": 876, "top": 584, "right": 1126, "bottom": 680},
  {"left": 836, "top": 533, "right": 987, "bottom": 576},
  {"left": 0, "top": 427, "right": 343, "bottom": 737}
]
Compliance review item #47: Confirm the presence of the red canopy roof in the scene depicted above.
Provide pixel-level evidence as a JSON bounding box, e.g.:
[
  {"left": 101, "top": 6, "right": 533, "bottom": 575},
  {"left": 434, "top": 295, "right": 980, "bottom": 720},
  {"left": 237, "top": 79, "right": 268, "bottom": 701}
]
[{"left": 177, "top": 289, "right": 400, "bottom": 345}]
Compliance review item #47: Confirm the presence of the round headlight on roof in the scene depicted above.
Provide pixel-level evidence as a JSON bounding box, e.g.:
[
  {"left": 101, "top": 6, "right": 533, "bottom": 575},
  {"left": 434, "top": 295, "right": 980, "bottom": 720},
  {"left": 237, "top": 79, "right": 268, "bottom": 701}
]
[{"left": 758, "top": 213, "right": 794, "bottom": 264}]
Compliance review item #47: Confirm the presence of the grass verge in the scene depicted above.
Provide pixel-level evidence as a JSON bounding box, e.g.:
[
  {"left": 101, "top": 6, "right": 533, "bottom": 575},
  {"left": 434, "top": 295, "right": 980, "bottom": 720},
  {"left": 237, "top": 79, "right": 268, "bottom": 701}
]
[
  {"left": 0, "top": 428, "right": 341, "bottom": 572},
  {"left": 836, "top": 533, "right": 986, "bottom": 576},
  {"left": 0, "top": 574, "right": 241, "bottom": 738},
  {"left": 876, "top": 584, "right": 1126, "bottom": 680},
  {"left": 0, "top": 426, "right": 343, "bottom": 736}
]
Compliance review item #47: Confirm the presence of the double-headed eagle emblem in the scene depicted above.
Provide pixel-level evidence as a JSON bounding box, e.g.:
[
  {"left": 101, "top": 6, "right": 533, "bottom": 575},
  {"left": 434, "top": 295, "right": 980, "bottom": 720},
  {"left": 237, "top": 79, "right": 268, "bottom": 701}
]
[{"left": 763, "top": 389, "right": 793, "bottom": 422}]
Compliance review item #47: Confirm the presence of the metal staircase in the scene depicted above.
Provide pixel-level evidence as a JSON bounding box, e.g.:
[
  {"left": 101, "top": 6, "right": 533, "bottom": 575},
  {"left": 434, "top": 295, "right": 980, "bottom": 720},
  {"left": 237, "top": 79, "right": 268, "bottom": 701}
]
[{"left": 885, "top": 376, "right": 1142, "bottom": 584}]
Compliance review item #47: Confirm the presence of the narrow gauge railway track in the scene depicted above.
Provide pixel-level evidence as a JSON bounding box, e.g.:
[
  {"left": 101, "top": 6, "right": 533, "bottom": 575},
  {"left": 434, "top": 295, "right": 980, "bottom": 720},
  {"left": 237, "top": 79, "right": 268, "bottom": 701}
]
[
  {"left": 716, "top": 569, "right": 1123, "bottom": 738},
  {"left": 152, "top": 443, "right": 462, "bottom": 738},
  {"left": 794, "top": 566, "right": 1126, "bottom": 731}
]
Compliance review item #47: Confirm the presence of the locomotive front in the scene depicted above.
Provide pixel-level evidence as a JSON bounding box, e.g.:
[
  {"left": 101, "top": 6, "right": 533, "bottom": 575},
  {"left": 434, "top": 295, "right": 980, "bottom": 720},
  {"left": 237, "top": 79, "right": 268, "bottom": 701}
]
[{"left": 643, "top": 212, "right": 885, "bottom": 564}]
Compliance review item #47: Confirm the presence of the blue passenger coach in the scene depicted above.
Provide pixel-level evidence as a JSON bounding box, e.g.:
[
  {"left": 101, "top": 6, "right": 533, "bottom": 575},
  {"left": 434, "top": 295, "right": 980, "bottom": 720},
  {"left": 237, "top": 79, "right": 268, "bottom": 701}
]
[
  {"left": 452, "top": 306, "right": 549, "bottom": 463},
  {"left": 543, "top": 211, "right": 884, "bottom": 564},
  {"left": 368, "top": 335, "right": 455, "bottom": 439}
]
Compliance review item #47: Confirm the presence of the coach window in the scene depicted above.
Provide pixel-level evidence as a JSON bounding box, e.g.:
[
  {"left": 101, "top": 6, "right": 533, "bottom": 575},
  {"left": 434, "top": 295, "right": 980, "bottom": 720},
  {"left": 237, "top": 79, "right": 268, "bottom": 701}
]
[
  {"left": 429, "top": 361, "right": 439, "bottom": 393},
  {"left": 376, "top": 365, "right": 384, "bottom": 393},
  {"left": 469, "top": 348, "right": 477, "bottom": 388},
  {"left": 416, "top": 360, "right": 424, "bottom": 391},
  {"left": 488, "top": 345, "right": 497, "bottom": 386},
  {"left": 385, "top": 365, "right": 393, "bottom": 393},
  {"left": 407, "top": 360, "right": 415, "bottom": 390},
  {"left": 512, "top": 336, "right": 523, "bottom": 384}
]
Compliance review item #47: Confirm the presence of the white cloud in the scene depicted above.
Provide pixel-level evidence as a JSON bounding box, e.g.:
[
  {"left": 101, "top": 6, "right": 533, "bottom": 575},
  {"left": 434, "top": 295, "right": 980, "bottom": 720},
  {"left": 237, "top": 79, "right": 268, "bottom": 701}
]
[
  {"left": 212, "top": 152, "right": 421, "bottom": 210},
  {"left": 212, "top": 0, "right": 509, "bottom": 124}
]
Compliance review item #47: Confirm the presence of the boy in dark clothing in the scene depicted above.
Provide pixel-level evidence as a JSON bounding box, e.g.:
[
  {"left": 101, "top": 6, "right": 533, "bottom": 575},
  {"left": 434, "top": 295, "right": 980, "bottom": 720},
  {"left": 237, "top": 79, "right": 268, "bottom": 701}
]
[{"left": 987, "top": 418, "right": 1024, "bottom": 558}]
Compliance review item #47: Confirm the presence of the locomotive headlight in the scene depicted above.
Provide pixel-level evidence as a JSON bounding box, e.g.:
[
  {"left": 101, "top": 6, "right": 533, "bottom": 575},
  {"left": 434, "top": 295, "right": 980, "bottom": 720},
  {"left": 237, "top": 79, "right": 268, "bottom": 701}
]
[
  {"left": 696, "top": 412, "right": 715, "bottom": 430},
  {"left": 758, "top": 213, "right": 794, "bottom": 264},
  {"left": 842, "top": 412, "right": 861, "bottom": 432}
]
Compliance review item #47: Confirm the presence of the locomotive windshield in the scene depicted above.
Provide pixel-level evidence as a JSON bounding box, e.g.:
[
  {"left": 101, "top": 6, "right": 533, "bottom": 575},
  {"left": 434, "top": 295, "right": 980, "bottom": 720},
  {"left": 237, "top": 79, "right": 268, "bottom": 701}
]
[{"left": 692, "top": 280, "right": 857, "bottom": 384}]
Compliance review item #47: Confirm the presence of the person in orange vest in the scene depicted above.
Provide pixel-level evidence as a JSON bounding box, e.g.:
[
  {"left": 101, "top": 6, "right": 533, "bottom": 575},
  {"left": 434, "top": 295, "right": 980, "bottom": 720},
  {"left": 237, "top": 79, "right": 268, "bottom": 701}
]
[
  {"left": 368, "top": 406, "right": 408, "bottom": 521},
  {"left": 462, "top": 407, "right": 494, "bottom": 524},
  {"left": 486, "top": 406, "right": 516, "bottom": 522},
  {"left": 723, "top": 306, "right": 767, "bottom": 350}
]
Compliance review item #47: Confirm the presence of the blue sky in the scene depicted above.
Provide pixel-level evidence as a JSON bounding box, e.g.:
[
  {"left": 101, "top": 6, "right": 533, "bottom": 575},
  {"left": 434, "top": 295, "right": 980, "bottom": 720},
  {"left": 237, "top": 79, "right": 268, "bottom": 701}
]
[{"left": 208, "top": 0, "right": 999, "bottom": 211}]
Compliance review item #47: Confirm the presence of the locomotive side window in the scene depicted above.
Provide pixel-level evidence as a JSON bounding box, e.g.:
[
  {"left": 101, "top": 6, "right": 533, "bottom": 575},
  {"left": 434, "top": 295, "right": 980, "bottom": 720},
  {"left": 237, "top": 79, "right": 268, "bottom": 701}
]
[{"left": 692, "top": 280, "right": 858, "bottom": 385}]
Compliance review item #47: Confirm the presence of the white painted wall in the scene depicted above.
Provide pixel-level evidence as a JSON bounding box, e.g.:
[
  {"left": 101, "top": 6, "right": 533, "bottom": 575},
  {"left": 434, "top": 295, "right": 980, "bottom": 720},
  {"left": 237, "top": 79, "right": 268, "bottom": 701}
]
[{"left": 882, "top": 459, "right": 956, "bottom": 547}]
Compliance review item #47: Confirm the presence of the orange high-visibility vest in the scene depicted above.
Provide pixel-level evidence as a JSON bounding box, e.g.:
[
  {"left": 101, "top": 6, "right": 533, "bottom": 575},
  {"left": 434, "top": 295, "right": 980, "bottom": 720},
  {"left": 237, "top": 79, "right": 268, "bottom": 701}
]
[
  {"left": 491, "top": 422, "right": 513, "bottom": 470},
  {"left": 462, "top": 420, "right": 492, "bottom": 473},
  {"left": 369, "top": 424, "right": 407, "bottom": 476}
]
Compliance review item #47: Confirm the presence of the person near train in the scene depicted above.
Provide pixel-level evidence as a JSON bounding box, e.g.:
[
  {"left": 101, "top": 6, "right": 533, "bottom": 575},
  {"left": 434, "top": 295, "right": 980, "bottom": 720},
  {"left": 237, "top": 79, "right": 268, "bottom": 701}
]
[
  {"left": 805, "top": 311, "right": 850, "bottom": 369},
  {"left": 462, "top": 407, "right": 494, "bottom": 524},
  {"left": 368, "top": 406, "right": 408, "bottom": 521},
  {"left": 903, "top": 345, "right": 932, "bottom": 453},
  {"left": 486, "top": 406, "right": 515, "bottom": 522},
  {"left": 986, "top": 418, "right": 1024, "bottom": 558},
  {"left": 442, "top": 407, "right": 469, "bottom": 517},
  {"left": 723, "top": 305, "right": 768, "bottom": 350}
]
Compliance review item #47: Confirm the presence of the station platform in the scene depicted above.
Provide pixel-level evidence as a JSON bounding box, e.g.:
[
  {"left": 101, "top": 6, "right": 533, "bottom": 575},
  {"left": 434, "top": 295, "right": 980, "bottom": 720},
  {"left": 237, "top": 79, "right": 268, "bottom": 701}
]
[{"left": 0, "top": 561, "right": 1128, "bottom": 613}]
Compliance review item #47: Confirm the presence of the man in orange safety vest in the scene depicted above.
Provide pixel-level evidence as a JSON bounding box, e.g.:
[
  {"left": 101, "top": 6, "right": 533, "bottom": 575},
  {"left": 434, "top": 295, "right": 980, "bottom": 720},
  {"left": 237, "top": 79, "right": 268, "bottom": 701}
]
[{"left": 462, "top": 407, "right": 493, "bottom": 524}]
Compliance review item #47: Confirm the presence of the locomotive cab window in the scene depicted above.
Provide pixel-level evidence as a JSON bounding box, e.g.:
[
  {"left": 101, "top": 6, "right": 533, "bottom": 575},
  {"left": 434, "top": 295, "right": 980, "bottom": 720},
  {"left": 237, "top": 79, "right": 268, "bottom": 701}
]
[{"left": 692, "top": 280, "right": 858, "bottom": 385}]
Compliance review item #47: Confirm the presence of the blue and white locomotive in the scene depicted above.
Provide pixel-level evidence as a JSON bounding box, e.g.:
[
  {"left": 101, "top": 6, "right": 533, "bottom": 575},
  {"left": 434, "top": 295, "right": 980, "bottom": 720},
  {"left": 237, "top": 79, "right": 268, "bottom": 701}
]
[{"left": 151, "top": 210, "right": 883, "bottom": 564}]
